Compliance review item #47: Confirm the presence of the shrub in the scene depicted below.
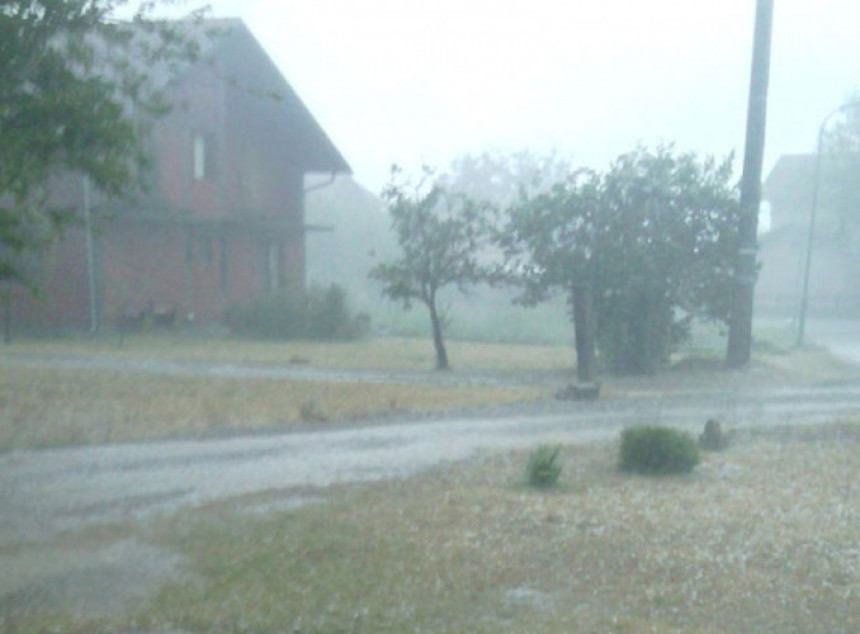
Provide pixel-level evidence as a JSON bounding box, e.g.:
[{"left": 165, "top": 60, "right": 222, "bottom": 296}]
[
  {"left": 698, "top": 418, "right": 730, "bottom": 451},
  {"left": 228, "top": 284, "right": 370, "bottom": 341},
  {"left": 619, "top": 425, "right": 700, "bottom": 475},
  {"left": 227, "top": 292, "right": 306, "bottom": 339},
  {"left": 299, "top": 399, "right": 328, "bottom": 423},
  {"left": 306, "top": 284, "right": 351, "bottom": 340},
  {"left": 526, "top": 445, "right": 562, "bottom": 488}
]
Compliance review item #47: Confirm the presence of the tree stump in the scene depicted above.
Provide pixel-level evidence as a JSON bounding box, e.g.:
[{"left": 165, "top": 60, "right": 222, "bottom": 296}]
[{"left": 699, "top": 418, "right": 729, "bottom": 451}]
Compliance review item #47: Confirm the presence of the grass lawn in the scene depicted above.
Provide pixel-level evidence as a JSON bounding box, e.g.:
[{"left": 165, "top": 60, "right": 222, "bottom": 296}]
[
  {"left": 7, "top": 422, "right": 858, "bottom": 633},
  {"left": 0, "top": 335, "right": 568, "bottom": 452},
  {"left": 0, "top": 333, "right": 576, "bottom": 373},
  {"left": 0, "top": 365, "right": 546, "bottom": 452},
  {"left": 1, "top": 332, "right": 857, "bottom": 452}
]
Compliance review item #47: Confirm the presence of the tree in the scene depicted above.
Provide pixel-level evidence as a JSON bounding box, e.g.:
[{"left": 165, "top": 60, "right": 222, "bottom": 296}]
[
  {"left": 0, "top": 0, "right": 206, "bottom": 283},
  {"left": 369, "top": 166, "right": 491, "bottom": 370},
  {"left": 440, "top": 149, "right": 574, "bottom": 209},
  {"left": 500, "top": 146, "right": 740, "bottom": 375},
  {"left": 498, "top": 167, "right": 601, "bottom": 381},
  {"left": 820, "top": 99, "right": 860, "bottom": 257}
]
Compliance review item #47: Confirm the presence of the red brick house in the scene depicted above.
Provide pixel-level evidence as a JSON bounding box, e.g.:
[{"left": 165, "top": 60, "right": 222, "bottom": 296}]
[{"left": 9, "top": 19, "right": 350, "bottom": 333}]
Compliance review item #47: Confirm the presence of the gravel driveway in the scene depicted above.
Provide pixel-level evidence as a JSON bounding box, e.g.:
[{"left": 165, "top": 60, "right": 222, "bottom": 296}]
[{"left": 2, "top": 354, "right": 860, "bottom": 623}]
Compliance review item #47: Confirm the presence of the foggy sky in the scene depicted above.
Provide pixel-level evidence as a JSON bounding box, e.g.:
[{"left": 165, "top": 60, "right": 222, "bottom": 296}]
[{"left": 181, "top": 1, "right": 859, "bottom": 191}]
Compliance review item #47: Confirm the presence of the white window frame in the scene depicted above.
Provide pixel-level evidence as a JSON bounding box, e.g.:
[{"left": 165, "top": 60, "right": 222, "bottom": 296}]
[{"left": 193, "top": 134, "right": 206, "bottom": 181}]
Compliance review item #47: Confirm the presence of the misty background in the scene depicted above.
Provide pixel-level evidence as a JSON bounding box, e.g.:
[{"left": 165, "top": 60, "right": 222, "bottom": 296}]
[
  {"left": 217, "top": 0, "right": 860, "bottom": 190},
  {"left": 158, "top": 1, "right": 860, "bottom": 344}
]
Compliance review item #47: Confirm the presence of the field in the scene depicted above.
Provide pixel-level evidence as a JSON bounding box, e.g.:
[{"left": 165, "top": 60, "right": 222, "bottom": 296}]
[
  {"left": 5, "top": 423, "right": 859, "bottom": 633},
  {"left": 1, "top": 331, "right": 857, "bottom": 453},
  {"left": 0, "top": 335, "right": 572, "bottom": 452},
  {"left": 0, "top": 367, "right": 550, "bottom": 452},
  {"left": 1, "top": 332, "right": 576, "bottom": 372}
]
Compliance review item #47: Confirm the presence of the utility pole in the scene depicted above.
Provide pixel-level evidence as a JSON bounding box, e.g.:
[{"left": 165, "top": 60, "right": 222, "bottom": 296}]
[{"left": 726, "top": 0, "right": 774, "bottom": 368}]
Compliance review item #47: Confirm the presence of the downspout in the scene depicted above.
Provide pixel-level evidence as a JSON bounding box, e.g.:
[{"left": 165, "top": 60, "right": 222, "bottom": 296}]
[
  {"left": 83, "top": 176, "right": 99, "bottom": 334},
  {"left": 303, "top": 172, "right": 337, "bottom": 194}
]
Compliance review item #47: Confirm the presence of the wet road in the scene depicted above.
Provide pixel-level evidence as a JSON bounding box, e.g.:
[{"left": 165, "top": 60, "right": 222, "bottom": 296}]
[
  {"left": 2, "top": 380, "right": 860, "bottom": 542},
  {"left": 805, "top": 318, "right": 860, "bottom": 365}
]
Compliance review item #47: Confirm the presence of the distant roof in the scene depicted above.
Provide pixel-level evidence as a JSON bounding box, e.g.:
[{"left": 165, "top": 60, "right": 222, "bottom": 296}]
[
  {"left": 171, "top": 18, "right": 351, "bottom": 175},
  {"left": 763, "top": 154, "right": 815, "bottom": 218}
]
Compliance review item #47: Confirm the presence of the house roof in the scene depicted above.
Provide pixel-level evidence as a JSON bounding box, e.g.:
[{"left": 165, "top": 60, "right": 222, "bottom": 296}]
[
  {"left": 762, "top": 154, "right": 820, "bottom": 235},
  {"left": 762, "top": 154, "right": 815, "bottom": 219},
  {"left": 174, "top": 18, "right": 351, "bottom": 175}
]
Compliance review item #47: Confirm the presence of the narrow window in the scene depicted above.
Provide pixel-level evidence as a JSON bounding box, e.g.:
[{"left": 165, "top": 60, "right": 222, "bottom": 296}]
[
  {"left": 185, "top": 229, "right": 194, "bottom": 268},
  {"left": 198, "top": 235, "right": 213, "bottom": 266},
  {"left": 219, "top": 235, "right": 228, "bottom": 291},
  {"left": 758, "top": 200, "right": 772, "bottom": 235},
  {"left": 193, "top": 134, "right": 206, "bottom": 181},
  {"left": 267, "top": 242, "right": 280, "bottom": 292}
]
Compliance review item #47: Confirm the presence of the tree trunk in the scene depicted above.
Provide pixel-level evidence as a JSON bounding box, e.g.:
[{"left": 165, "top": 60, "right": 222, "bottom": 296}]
[
  {"left": 630, "top": 290, "right": 653, "bottom": 375},
  {"left": 428, "top": 300, "right": 450, "bottom": 371},
  {"left": 572, "top": 282, "right": 595, "bottom": 382}
]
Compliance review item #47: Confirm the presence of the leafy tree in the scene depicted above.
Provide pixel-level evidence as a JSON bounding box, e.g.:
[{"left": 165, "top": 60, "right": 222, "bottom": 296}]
[
  {"left": 500, "top": 146, "right": 740, "bottom": 375},
  {"left": 0, "top": 0, "right": 206, "bottom": 283},
  {"left": 498, "top": 167, "right": 601, "bottom": 381},
  {"left": 369, "top": 166, "right": 492, "bottom": 370},
  {"left": 440, "top": 149, "right": 573, "bottom": 209},
  {"left": 819, "top": 99, "right": 860, "bottom": 257}
]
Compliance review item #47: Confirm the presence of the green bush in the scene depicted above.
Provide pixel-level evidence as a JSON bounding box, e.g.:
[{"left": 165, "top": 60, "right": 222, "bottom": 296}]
[
  {"left": 305, "top": 284, "right": 371, "bottom": 340},
  {"left": 299, "top": 399, "right": 329, "bottom": 423},
  {"left": 598, "top": 291, "right": 691, "bottom": 375},
  {"left": 619, "top": 425, "right": 700, "bottom": 475},
  {"left": 526, "top": 445, "right": 562, "bottom": 489},
  {"left": 227, "top": 292, "right": 306, "bottom": 339},
  {"left": 228, "top": 284, "right": 370, "bottom": 341}
]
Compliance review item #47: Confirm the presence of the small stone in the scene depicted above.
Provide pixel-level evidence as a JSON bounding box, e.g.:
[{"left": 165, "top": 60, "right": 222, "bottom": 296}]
[
  {"left": 699, "top": 418, "right": 729, "bottom": 451},
  {"left": 555, "top": 382, "right": 601, "bottom": 401}
]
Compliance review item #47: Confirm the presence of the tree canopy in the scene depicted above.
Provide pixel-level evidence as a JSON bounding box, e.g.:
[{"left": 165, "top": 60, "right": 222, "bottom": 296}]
[
  {"left": 500, "top": 146, "right": 741, "bottom": 375},
  {"left": 369, "top": 166, "right": 492, "bottom": 370},
  {"left": 0, "top": 0, "right": 205, "bottom": 283},
  {"left": 820, "top": 99, "right": 860, "bottom": 256}
]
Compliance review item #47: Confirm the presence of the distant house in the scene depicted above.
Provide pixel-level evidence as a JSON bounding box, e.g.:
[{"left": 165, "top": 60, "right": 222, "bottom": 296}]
[
  {"left": 9, "top": 19, "right": 350, "bottom": 333},
  {"left": 756, "top": 154, "right": 859, "bottom": 318}
]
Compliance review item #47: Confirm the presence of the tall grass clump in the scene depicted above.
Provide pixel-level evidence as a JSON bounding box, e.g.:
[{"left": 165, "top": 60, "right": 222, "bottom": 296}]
[
  {"left": 619, "top": 425, "right": 700, "bottom": 475},
  {"left": 526, "top": 444, "right": 562, "bottom": 488}
]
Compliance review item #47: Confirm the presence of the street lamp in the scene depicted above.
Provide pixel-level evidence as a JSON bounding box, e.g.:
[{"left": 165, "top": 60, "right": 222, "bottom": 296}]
[{"left": 796, "top": 102, "right": 860, "bottom": 346}]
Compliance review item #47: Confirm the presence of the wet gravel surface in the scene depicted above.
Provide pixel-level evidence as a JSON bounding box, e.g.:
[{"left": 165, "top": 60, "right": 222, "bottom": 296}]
[
  {"left": 2, "top": 353, "right": 860, "bottom": 624},
  {"left": 3, "top": 364, "right": 859, "bottom": 542}
]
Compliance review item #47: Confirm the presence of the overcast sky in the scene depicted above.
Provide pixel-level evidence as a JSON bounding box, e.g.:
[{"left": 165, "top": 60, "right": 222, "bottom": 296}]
[{"left": 173, "top": 1, "right": 859, "bottom": 192}]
